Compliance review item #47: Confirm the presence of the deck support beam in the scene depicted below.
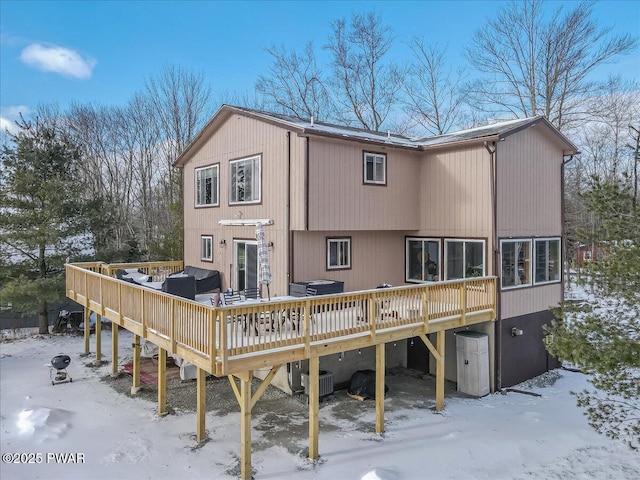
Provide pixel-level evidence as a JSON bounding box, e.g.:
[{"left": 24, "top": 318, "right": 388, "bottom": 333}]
[
  {"left": 196, "top": 367, "right": 207, "bottom": 443},
  {"left": 157, "top": 347, "right": 167, "bottom": 416},
  {"left": 131, "top": 334, "right": 141, "bottom": 395},
  {"left": 94, "top": 313, "right": 102, "bottom": 365},
  {"left": 111, "top": 323, "right": 119, "bottom": 376},
  {"left": 375, "top": 343, "right": 386, "bottom": 434},
  {"left": 240, "top": 374, "right": 252, "bottom": 480},
  {"left": 436, "top": 331, "right": 445, "bottom": 410},
  {"left": 308, "top": 355, "right": 320, "bottom": 460},
  {"left": 419, "top": 331, "right": 446, "bottom": 411},
  {"left": 83, "top": 308, "right": 90, "bottom": 354}
]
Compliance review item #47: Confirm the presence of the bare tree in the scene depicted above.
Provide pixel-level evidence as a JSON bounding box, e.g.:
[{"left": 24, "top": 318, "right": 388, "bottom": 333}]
[
  {"left": 256, "top": 41, "right": 333, "bottom": 120},
  {"left": 66, "top": 103, "right": 137, "bottom": 256},
  {"left": 465, "top": 0, "right": 637, "bottom": 131},
  {"left": 144, "top": 66, "right": 212, "bottom": 259},
  {"left": 325, "top": 11, "right": 404, "bottom": 130},
  {"left": 404, "top": 38, "right": 467, "bottom": 135}
]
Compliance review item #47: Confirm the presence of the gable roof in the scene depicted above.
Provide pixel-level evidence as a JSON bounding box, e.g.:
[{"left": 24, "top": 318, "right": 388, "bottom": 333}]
[{"left": 175, "top": 105, "right": 579, "bottom": 166}]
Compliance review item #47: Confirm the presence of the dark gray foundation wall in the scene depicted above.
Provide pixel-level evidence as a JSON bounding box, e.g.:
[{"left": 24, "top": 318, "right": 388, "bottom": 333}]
[{"left": 499, "top": 310, "right": 561, "bottom": 388}]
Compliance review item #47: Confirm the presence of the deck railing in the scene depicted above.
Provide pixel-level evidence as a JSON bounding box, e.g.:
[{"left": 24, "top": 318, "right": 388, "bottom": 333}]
[{"left": 66, "top": 262, "right": 496, "bottom": 376}]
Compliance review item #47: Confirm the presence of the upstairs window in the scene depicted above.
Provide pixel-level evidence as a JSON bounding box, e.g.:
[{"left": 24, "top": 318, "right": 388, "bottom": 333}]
[
  {"left": 501, "top": 239, "right": 532, "bottom": 289},
  {"left": 445, "top": 240, "right": 485, "bottom": 280},
  {"left": 230, "top": 155, "right": 261, "bottom": 204},
  {"left": 201, "top": 235, "right": 213, "bottom": 262},
  {"left": 195, "top": 165, "right": 219, "bottom": 207},
  {"left": 364, "top": 152, "right": 386, "bottom": 185},
  {"left": 327, "top": 237, "right": 351, "bottom": 270},
  {"left": 534, "top": 238, "right": 561, "bottom": 284}
]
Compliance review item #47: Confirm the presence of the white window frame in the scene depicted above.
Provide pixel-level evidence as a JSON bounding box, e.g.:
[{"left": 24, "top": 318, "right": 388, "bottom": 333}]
[
  {"left": 534, "top": 237, "right": 561, "bottom": 285},
  {"left": 195, "top": 165, "right": 219, "bottom": 207},
  {"left": 500, "top": 239, "right": 532, "bottom": 290},
  {"left": 444, "top": 239, "right": 486, "bottom": 280},
  {"left": 201, "top": 235, "right": 213, "bottom": 262},
  {"left": 230, "top": 155, "right": 261, "bottom": 204},
  {"left": 405, "top": 237, "right": 441, "bottom": 283},
  {"left": 363, "top": 152, "right": 386, "bottom": 185},
  {"left": 327, "top": 237, "right": 351, "bottom": 270}
]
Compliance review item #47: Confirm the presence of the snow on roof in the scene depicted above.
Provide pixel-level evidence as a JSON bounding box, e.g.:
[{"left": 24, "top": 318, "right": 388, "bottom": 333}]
[
  {"left": 417, "top": 117, "right": 541, "bottom": 146},
  {"left": 230, "top": 106, "right": 421, "bottom": 149},
  {"left": 228, "top": 106, "right": 568, "bottom": 151},
  {"left": 176, "top": 105, "right": 578, "bottom": 166}
]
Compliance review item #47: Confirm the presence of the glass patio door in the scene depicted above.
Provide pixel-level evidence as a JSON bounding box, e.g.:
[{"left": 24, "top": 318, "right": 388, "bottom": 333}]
[{"left": 233, "top": 240, "right": 258, "bottom": 292}]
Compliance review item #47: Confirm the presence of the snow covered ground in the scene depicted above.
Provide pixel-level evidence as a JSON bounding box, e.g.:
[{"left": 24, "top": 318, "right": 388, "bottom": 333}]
[{"left": 1, "top": 328, "right": 639, "bottom": 480}]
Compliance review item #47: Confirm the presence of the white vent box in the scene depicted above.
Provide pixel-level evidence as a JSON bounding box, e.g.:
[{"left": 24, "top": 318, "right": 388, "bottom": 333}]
[{"left": 456, "top": 331, "right": 490, "bottom": 397}]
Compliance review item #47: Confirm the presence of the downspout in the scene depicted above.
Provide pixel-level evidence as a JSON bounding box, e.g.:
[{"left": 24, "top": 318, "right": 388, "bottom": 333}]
[
  {"left": 305, "top": 137, "right": 310, "bottom": 231},
  {"left": 286, "top": 132, "right": 292, "bottom": 287},
  {"left": 484, "top": 140, "right": 501, "bottom": 391},
  {"left": 286, "top": 131, "right": 302, "bottom": 394}
]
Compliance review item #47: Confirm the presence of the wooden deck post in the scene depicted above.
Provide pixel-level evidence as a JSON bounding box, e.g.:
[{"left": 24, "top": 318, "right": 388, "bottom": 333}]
[
  {"left": 240, "top": 375, "right": 252, "bottom": 480},
  {"left": 375, "top": 343, "right": 386, "bottom": 434},
  {"left": 157, "top": 347, "right": 167, "bottom": 416},
  {"left": 83, "top": 308, "right": 90, "bottom": 354},
  {"left": 131, "top": 334, "right": 141, "bottom": 394},
  {"left": 94, "top": 313, "right": 102, "bottom": 365},
  {"left": 308, "top": 355, "right": 319, "bottom": 460},
  {"left": 196, "top": 367, "right": 206, "bottom": 443},
  {"left": 436, "top": 330, "right": 445, "bottom": 411},
  {"left": 111, "top": 323, "right": 119, "bottom": 376}
]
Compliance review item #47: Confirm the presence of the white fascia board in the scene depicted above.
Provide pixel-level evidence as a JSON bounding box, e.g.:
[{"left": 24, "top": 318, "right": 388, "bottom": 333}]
[{"left": 218, "top": 219, "right": 274, "bottom": 226}]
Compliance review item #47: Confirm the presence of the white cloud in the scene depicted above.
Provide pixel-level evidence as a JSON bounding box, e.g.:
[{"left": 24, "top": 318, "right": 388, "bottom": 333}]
[
  {"left": 20, "top": 43, "right": 96, "bottom": 79},
  {"left": 0, "top": 105, "right": 29, "bottom": 136}
]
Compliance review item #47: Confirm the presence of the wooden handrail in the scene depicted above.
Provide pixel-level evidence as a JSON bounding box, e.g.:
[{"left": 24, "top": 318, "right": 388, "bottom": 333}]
[{"left": 66, "top": 262, "right": 497, "bottom": 377}]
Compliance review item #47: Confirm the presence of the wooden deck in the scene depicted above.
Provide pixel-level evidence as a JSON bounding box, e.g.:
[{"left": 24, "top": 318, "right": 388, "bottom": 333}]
[{"left": 66, "top": 261, "right": 497, "bottom": 480}]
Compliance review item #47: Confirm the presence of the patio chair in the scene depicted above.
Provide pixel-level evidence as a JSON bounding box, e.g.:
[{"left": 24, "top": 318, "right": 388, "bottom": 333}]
[
  {"left": 243, "top": 287, "right": 260, "bottom": 300},
  {"left": 223, "top": 290, "right": 242, "bottom": 305}
]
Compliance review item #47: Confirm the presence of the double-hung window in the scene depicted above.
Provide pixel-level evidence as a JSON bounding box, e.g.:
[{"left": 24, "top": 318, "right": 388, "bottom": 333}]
[
  {"left": 327, "top": 237, "right": 351, "bottom": 270},
  {"left": 406, "top": 238, "right": 440, "bottom": 282},
  {"left": 230, "top": 155, "right": 261, "bottom": 204},
  {"left": 201, "top": 235, "right": 213, "bottom": 262},
  {"left": 500, "top": 239, "right": 532, "bottom": 289},
  {"left": 445, "top": 240, "right": 485, "bottom": 280},
  {"left": 195, "top": 165, "right": 219, "bottom": 207},
  {"left": 534, "top": 238, "right": 561, "bottom": 284},
  {"left": 363, "top": 152, "right": 386, "bottom": 185}
]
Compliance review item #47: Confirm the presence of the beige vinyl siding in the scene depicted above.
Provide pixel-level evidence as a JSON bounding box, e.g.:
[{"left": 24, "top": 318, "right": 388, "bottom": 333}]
[
  {"left": 496, "top": 125, "right": 565, "bottom": 319},
  {"left": 501, "top": 284, "right": 563, "bottom": 318},
  {"left": 496, "top": 126, "right": 563, "bottom": 237},
  {"left": 293, "top": 231, "right": 407, "bottom": 291},
  {"left": 419, "top": 145, "right": 492, "bottom": 239},
  {"left": 183, "top": 114, "right": 292, "bottom": 295},
  {"left": 307, "top": 138, "right": 421, "bottom": 231}
]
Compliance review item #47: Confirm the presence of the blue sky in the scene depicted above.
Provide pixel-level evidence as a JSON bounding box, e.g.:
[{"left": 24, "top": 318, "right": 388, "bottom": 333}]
[{"left": 1, "top": 0, "right": 639, "bottom": 131}]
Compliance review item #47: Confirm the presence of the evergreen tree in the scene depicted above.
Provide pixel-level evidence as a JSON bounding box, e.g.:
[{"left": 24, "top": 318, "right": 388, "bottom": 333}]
[
  {"left": 546, "top": 175, "right": 639, "bottom": 450},
  {"left": 0, "top": 113, "right": 91, "bottom": 334}
]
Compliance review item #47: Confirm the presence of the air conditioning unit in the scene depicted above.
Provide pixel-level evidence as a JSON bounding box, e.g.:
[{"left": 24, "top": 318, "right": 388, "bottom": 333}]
[{"left": 300, "top": 370, "right": 334, "bottom": 397}]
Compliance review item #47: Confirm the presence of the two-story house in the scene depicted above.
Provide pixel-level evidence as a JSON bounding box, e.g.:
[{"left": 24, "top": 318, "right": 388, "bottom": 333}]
[{"left": 175, "top": 105, "right": 578, "bottom": 392}]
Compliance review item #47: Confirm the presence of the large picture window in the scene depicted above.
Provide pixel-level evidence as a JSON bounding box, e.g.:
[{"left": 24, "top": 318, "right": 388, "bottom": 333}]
[
  {"left": 445, "top": 240, "right": 485, "bottom": 280},
  {"left": 195, "top": 165, "right": 219, "bottom": 207},
  {"left": 534, "top": 238, "right": 561, "bottom": 284},
  {"left": 327, "top": 237, "right": 351, "bottom": 270},
  {"left": 406, "top": 238, "right": 440, "bottom": 282},
  {"left": 501, "top": 239, "right": 531, "bottom": 289},
  {"left": 201, "top": 235, "right": 213, "bottom": 262},
  {"left": 363, "top": 152, "right": 386, "bottom": 185},
  {"left": 230, "top": 155, "right": 261, "bottom": 204}
]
